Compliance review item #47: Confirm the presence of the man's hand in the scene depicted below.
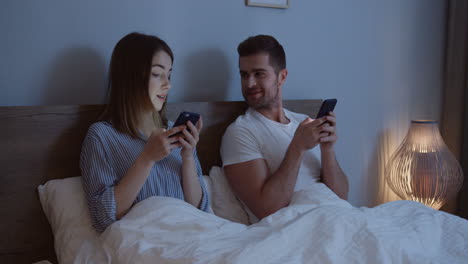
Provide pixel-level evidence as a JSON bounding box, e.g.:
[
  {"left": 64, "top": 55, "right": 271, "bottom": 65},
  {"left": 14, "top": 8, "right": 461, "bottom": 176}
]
[
  {"left": 290, "top": 116, "right": 329, "bottom": 152},
  {"left": 319, "top": 112, "right": 337, "bottom": 152}
]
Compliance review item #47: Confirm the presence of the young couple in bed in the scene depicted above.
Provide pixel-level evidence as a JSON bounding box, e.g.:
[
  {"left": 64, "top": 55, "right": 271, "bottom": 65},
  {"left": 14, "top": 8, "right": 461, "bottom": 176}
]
[{"left": 80, "top": 32, "right": 349, "bottom": 233}]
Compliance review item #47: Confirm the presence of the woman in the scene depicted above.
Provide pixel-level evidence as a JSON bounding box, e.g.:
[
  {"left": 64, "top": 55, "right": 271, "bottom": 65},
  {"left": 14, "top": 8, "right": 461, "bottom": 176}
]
[{"left": 80, "top": 32, "right": 210, "bottom": 233}]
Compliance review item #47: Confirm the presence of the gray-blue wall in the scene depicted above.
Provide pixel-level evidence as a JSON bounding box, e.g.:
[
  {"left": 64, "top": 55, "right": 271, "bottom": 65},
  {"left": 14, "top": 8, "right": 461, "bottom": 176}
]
[{"left": 1, "top": 0, "right": 447, "bottom": 207}]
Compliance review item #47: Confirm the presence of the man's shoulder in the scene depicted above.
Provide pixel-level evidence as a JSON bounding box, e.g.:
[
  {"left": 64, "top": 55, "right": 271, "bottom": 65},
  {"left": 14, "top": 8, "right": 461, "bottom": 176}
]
[
  {"left": 221, "top": 109, "right": 262, "bottom": 149},
  {"left": 225, "top": 109, "right": 257, "bottom": 133},
  {"left": 220, "top": 109, "right": 263, "bottom": 165}
]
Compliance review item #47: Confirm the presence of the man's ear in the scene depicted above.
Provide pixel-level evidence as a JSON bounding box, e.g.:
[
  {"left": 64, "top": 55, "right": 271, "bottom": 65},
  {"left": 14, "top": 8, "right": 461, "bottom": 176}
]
[{"left": 278, "top": 68, "right": 288, "bottom": 87}]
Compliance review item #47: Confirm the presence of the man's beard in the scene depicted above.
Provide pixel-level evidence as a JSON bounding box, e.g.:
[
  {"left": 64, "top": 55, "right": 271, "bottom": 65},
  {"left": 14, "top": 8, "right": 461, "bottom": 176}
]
[{"left": 244, "top": 85, "right": 280, "bottom": 110}]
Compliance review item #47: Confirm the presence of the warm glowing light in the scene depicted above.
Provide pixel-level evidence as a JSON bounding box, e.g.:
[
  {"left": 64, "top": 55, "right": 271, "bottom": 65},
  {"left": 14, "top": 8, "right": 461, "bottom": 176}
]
[{"left": 385, "top": 120, "right": 463, "bottom": 209}]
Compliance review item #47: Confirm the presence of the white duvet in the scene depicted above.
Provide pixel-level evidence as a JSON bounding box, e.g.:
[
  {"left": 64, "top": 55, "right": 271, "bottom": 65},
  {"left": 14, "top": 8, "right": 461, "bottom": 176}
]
[{"left": 74, "top": 183, "right": 468, "bottom": 264}]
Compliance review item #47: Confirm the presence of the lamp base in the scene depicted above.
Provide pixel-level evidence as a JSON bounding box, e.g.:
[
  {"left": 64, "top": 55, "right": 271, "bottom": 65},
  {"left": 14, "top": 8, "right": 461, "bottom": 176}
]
[{"left": 440, "top": 197, "right": 458, "bottom": 214}]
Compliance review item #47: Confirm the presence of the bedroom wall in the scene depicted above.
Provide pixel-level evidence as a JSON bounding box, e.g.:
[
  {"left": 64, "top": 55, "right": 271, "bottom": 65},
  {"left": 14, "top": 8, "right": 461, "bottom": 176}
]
[{"left": 0, "top": 0, "right": 447, "bottom": 208}]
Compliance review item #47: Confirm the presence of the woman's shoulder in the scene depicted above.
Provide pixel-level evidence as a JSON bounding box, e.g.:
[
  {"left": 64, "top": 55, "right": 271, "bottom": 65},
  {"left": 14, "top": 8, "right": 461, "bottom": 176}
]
[
  {"left": 82, "top": 121, "right": 135, "bottom": 153},
  {"left": 85, "top": 121, "right": 122, "bottom": 142},
  {"left": 87, "top": 121, "right": 113, "bottom": 135}
]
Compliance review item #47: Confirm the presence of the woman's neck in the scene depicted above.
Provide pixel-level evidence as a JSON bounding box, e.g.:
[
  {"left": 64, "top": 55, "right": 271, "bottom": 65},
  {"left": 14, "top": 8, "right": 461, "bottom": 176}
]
[{"left": 139, "top": 111, "right": 162, "bottom": 138}]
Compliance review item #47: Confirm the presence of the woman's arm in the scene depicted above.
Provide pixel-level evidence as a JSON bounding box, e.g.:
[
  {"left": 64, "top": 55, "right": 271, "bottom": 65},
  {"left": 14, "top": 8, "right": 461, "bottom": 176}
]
[
  {"left": 80, "top": 132, "right": 119, "bottom": 233},
  {"left": 180, "top": 154, "right": 203, "bottom": 207},
  {"left": 178, "top": 119, "right": 204, "bottom": 208},
  {"left": 113, "top": 153, "right": 155, "bottom": 219},
  {"left": 114, "top": 126, "right": 184, "bottom": 218}
]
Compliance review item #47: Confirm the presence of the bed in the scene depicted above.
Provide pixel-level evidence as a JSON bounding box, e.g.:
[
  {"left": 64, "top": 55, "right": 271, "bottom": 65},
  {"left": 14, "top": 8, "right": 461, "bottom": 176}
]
[
  {"left": 1, "top": 100, "right": 467, "bottom": 264},
  {"left": 0, "top": 100, "right": 321, "bottom": 263}
]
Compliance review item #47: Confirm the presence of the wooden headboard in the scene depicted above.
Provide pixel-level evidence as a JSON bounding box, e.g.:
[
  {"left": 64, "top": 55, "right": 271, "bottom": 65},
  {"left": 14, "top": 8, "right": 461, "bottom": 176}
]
[{"left": 0, "top": 100, "right": 321, "bottom": 264}]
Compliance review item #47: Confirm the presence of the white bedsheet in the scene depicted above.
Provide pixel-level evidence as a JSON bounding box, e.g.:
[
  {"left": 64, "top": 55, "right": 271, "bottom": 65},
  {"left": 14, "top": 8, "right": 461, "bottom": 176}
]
[{"left": 74, "top": 183, "right": 468, "bottom": 264}]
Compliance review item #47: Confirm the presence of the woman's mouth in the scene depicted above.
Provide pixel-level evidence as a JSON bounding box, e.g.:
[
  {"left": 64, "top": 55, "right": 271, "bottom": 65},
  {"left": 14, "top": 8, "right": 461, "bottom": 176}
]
[{"left": 157, "top": 95, "right": 166, "bottom": 101}]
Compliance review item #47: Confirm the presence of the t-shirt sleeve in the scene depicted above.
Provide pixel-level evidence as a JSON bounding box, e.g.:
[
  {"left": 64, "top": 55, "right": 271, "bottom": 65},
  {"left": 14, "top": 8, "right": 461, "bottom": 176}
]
[
  {"left": 220, "top": 122, "right": 263, "bottom": 166},
  {"left": 80, "top": 130, "right": 117, "bottom": 233}
]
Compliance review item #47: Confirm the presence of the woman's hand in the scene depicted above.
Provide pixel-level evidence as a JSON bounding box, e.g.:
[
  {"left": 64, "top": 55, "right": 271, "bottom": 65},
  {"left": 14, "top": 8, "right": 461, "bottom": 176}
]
[
  {"left": 141, "top": 126, "right": 184, "bottom": 163},
  {"left": 179, "top": 117, "right": 203, "bottom": 159}
]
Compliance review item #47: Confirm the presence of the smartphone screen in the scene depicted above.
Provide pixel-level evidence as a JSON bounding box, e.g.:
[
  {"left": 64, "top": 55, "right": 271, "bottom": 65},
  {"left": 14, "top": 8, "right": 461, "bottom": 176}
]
[
  {"left": 172, "top": 112, "right": 200, "bottom": 136},
  {"left": 174, "top": 112, "right": 200, "bottom": 127},
  {"left": 315, "top": 99, "right": 337, "bottom": 119}
]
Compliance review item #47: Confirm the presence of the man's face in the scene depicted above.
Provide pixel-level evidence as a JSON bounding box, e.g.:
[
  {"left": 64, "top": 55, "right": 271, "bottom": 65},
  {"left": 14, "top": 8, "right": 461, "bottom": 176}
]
[{"left": 239, "top": 53, "right": 285, "bottom": 109}]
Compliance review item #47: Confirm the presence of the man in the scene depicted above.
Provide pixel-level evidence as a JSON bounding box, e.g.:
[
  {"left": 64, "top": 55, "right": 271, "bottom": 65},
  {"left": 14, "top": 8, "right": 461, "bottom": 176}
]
[{"left": 220, "top": 35, "right": 349, "bottom": 224}]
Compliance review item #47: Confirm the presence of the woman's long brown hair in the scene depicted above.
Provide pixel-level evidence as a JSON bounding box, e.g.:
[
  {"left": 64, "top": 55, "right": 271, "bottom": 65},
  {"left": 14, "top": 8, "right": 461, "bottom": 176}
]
[{"left": 101, "top": 32, "right": 174, "bottom": 138}]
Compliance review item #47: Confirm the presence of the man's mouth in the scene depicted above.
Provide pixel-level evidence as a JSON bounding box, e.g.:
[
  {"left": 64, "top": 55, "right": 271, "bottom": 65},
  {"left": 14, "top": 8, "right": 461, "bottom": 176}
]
[{"left": 247, "top": 90, "right": 262, "bottom": 97}]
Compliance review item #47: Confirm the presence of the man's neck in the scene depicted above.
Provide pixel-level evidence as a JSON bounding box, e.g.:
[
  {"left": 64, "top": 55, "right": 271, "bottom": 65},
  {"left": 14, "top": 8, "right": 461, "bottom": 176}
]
[{"left": 254, "top": 103, "right": 289, "bottom": 124}]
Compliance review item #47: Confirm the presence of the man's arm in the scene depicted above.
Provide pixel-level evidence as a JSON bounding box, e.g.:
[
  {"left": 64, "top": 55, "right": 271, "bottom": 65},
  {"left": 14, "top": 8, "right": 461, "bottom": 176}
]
[
  {"left": 224, "top": 142, "right": 304, "bottom": 219},
  {"left": 224, "top": 116, "right": 328, "bottom": 219},
  {"left": 320, "top": 149, "right": 349, "bottom": 199},
  {"left": 318, "top": 111, "right": 349, "bottom": 199}
]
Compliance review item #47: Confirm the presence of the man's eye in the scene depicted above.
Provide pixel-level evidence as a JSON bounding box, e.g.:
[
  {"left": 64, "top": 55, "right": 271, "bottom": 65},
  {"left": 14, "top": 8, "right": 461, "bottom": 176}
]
[
  {"left": 240, "top": 72, "right": 247, "bottom": 78},
  {"left": 255, "top": 72, "right": 264, "bottom": 77}
]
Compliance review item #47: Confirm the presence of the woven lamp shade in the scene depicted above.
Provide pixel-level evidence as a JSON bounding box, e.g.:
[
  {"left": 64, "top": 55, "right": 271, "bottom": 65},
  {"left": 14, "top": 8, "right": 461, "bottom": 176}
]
[{"left": 385, "top": 120, "right": 464, "bottom": 209}]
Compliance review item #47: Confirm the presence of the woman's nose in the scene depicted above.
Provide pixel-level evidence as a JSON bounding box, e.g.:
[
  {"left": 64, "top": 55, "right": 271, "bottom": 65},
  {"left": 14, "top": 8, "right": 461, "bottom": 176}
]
[{"left": 162, "top": 75, "right": 171, "bottom": 90}]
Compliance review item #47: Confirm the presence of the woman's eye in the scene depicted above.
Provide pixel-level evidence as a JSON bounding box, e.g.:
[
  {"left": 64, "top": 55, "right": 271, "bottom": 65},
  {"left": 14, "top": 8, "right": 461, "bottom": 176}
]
[{"left": 151, "top": 73, "right": 160, "bottom": 78}]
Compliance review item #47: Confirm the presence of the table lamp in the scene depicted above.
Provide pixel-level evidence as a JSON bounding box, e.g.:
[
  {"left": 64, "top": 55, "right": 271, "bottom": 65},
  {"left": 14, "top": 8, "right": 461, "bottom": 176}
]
[{"left": 385, "top": 120, "right": 464, "bottom": 209}]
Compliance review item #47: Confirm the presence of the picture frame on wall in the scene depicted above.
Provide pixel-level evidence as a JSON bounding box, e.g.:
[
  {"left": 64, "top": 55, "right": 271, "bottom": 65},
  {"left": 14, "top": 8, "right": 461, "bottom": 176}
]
[{"left": 246, "top": 0, "right": 289, "bottom": 9}]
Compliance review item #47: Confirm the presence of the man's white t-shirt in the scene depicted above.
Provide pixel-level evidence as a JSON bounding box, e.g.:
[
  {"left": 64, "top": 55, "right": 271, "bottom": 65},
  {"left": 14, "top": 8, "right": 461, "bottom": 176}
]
[{"left": 220, "top": 108, "right": 322, "bottom": 223}]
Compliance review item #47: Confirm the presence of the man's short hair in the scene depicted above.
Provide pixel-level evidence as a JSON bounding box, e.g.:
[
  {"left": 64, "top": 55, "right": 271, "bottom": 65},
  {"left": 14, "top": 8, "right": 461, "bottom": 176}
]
[{"left": 237, "top": 35, "right": 286, "bottom": 73}]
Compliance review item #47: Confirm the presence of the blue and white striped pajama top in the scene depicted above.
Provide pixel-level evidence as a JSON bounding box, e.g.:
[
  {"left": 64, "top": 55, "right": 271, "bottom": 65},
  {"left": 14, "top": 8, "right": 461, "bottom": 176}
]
[{"left": 80, "top": 121, "right": 210, "bottom": 233}]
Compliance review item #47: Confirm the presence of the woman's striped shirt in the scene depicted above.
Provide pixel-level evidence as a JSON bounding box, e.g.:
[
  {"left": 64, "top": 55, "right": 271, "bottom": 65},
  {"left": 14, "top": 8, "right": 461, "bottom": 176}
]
[{"left": 80, "top": 121, "right": 210, "bottom": 233}]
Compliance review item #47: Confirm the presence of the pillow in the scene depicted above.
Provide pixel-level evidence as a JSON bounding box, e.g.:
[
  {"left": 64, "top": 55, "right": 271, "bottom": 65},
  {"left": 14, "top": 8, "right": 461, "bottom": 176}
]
[
  {"left": 38, "top": 177, "right": 98, "bottom": 263},
  {"left": 204, "top": 166, "right": 250, "bottom": 225},
  {"left": 38, "top": 168, "right": 249, "bottom": 262}
]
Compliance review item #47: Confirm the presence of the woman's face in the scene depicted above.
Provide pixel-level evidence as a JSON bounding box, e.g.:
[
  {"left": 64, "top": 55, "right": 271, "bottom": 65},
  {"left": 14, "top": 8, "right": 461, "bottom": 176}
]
[{"left": 148, "top": 51, "right": 172, "bottom": 112}]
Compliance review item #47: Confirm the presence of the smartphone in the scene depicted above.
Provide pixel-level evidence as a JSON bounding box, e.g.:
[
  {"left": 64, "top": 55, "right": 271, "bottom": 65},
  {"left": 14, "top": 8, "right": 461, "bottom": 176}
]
[
  {"left": 172, "top": 111, "right": 200, "bottom": 135},
  {"left": 315, "top": 99, "right": 337, "bottom": 119}
]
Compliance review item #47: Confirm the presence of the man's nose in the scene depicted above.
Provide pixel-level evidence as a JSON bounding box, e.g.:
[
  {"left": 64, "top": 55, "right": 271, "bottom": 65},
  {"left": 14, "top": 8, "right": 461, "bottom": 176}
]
[{"left": 246, "top": 76, "right": 256, "bottom": 88}]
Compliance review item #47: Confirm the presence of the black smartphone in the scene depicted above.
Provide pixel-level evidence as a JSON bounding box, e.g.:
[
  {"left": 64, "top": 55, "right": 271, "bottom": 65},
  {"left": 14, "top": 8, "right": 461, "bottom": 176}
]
[
  {"left": 172, "top": 111, "right": 200, "bottom": 135},
  {"left": 315, "top": 99, "right": 337, "bottom": 119}
]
